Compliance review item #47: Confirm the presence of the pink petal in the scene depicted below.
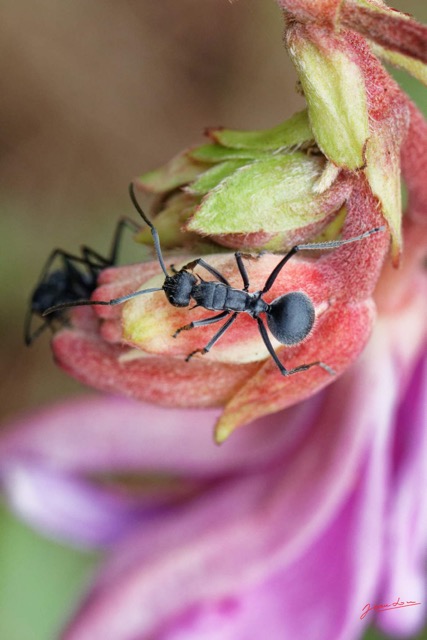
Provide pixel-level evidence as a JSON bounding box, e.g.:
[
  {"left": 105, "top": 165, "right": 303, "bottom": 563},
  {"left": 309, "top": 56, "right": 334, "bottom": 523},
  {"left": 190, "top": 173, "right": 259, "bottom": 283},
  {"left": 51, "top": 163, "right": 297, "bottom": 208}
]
[
  {"left": 155, "top": 416, "right": 389, "bottom": 640},
  {"left": 61, "top": 329, "right": 397, "bottom": 639},
  {"left": 376, "top": 353, "right": 427, "bottom": 637},
  {"left": 0, "top": 395, "right": 316, "bottom": 477},
  {"left": 1, "top": 461, "right": 145, "bottom": 547}
]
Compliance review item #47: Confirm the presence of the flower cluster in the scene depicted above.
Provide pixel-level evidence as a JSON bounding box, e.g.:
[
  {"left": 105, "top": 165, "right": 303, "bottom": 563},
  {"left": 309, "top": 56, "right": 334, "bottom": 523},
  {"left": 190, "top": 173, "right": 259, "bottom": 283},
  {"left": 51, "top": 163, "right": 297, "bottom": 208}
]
[
  {"left": 1, "top": 2, "right": 427, "bottom": 639},
  {"left": 48, "top": 0, "right": 427, "bottom": 441}
]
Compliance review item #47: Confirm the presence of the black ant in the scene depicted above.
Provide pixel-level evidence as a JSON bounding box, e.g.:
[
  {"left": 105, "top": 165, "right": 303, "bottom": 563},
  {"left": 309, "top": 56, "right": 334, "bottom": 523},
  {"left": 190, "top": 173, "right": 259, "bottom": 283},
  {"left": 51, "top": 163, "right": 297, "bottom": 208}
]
[
  {"left": 25, "top": 217, "right": 139, "bottom": 345},
  {"left": 43, "top": 183, "right": 385, "bottom": 376}
]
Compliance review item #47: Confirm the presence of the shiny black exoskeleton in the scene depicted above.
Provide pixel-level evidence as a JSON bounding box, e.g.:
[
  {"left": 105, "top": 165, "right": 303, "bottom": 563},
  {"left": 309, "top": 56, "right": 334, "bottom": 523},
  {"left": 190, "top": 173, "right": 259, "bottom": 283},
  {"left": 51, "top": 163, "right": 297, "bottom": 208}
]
[
  {"left": 43, "top": 183, "right": 385, "bottom": 376},
  {"left": 25, "top": 218, "right": 138, "bottom": 345}
]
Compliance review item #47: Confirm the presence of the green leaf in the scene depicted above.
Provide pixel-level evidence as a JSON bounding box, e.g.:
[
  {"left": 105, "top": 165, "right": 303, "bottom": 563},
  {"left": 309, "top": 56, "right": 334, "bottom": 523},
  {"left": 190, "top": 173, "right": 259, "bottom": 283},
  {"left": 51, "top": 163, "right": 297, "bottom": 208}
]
[
  {"left": 206, "top": 110, "right": 314, "bottom": 151},
  {"left": 187, "top": 153, "right": 348, "bottom": 236}
]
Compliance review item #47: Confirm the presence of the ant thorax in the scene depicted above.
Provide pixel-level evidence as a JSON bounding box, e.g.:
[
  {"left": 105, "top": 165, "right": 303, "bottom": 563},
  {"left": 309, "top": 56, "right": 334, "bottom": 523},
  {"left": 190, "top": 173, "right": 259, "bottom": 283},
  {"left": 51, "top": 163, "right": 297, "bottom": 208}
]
[{"left": 245, "top": 292, "right": 269, "bottom": 317}]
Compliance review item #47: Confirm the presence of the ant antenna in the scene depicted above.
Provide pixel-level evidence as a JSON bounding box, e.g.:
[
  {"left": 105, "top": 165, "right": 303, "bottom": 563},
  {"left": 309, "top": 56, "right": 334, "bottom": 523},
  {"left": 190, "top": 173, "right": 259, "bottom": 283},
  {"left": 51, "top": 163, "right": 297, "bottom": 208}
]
[
  {"left": 128, "top": 183, "right": 169, "bottom": 277},
  {"left": 42, "top": 287, "right": 163, "bottom": 316}
]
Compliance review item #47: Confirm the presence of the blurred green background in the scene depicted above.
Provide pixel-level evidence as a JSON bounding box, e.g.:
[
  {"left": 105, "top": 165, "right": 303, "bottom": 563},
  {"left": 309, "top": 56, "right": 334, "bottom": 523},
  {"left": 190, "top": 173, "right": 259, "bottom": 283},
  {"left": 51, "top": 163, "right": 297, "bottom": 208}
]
[{"left": 0, "top": 1, "right": 426, "bottom": 638}]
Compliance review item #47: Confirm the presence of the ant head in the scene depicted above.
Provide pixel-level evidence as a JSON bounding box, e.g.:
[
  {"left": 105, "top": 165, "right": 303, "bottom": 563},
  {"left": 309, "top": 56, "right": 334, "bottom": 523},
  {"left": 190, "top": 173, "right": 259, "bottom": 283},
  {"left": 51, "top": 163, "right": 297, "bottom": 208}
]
[
  {"left": 266, "top": 291, "right": 315, "bottom": 345},
  {"left": 163, "top": 270, "right": 197, "bottom": 307}
]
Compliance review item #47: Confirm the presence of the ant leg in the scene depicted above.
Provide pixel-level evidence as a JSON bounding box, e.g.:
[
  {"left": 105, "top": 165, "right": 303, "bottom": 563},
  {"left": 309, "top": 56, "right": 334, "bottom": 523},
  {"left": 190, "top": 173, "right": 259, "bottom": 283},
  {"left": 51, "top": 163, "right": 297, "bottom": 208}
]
[
  {"left": 79, "top": 248, "right": 109, "bottom": 284},
  {"left": 186, "top": 313, "right": 238, "bottom": 361},
  {"left": 24, "top": 313, "right": 50, "bottom": 346},
  {"left": 81, "top": 217, "right": 140, "bottom": 269},
  {"left": 35, "top": 249, "right": 89, "bottom": 283},
  {"left": 173, "top": 311, "right": 229, "bottom": 338},
  {"left": 256, "top": 318, "right": 335, "bottom": 376},
  {"left": 181, "top": 258, "right": 230, "bottom": 285},
  {"left": 284, "top": 361, "right": 336, "bottom": 376},
  {"left": 107, "top": 217, "right": 140, "bottom": 265},
  {"left": 80, "top": 246, "right": 108, "bottom": 267},
  {"left": 234, "top": 253, "right": 250, "bottom": 291},
  {"left": 262, "top": 226, "right": 386, "bottom": 294},
  {"left": 261, "top": 247, "right": 300, "bottom": 294}
]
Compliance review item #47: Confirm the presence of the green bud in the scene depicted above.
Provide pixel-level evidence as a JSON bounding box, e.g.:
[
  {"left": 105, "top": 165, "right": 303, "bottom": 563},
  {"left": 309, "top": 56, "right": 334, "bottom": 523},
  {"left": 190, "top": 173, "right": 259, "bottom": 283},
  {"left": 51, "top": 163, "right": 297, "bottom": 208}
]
[
  {"left": 188, "top": 145, "right": 269, "bottom": 163},
  {"left": 187, "top": 153, "right": 350, "bottom": 249},
  {"left": 135, "top": 192, "right": 199, "bottom": 250},
  {"left": 188, "top": 160, "right": 250, "bottom": 195},
  {"left": 206, "top": 109, "right": 313, "bottom": 150},
  {"left": 137, "top": 150, "right": 210, "bottom": 194},
  {"left": 287, "top": 25, "right": 369, "bottom": 169}
]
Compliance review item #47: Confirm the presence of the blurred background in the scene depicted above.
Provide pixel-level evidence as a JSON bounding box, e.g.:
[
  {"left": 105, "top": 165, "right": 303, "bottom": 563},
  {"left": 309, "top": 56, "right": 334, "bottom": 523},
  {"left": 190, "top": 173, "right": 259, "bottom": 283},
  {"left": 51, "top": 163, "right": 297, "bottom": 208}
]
[{"left": 0, "top": 1, "right": 425, "bottom": 638}]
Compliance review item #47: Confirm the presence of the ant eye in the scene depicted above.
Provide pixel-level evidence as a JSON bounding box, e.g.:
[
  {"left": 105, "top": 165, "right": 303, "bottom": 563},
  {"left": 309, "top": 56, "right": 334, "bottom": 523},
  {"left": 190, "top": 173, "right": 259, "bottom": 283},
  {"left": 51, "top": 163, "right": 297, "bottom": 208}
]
[{"left": 267, "top": 292, "right": 315, "bottom": 345}]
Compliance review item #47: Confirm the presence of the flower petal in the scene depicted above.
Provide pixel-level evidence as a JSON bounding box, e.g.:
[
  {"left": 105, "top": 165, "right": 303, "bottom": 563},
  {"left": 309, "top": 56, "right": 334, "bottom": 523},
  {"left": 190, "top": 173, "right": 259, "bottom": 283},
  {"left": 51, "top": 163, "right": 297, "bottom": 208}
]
[
  {"left": 376, "top": 353, "right": 427, "bottom": 637},
  {"left": 61, "top": 331, "right": 396, "bottom": 640},
  {"left": 1, "top": 461, "right": 145, "bottom": 547},
  {"left": 0, "top": 395, "right": 319, "bottom": 477},
  {"left": 155, "top": 435, "right": 388, "bottom": 640}
]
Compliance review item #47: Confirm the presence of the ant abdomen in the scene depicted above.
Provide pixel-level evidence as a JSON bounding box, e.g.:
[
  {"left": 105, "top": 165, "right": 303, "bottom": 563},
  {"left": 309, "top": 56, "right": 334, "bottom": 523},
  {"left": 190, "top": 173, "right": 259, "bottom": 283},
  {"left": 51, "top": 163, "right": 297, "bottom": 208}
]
[{"left": 266, "top": 292, "right": 315, "bottom": 345}]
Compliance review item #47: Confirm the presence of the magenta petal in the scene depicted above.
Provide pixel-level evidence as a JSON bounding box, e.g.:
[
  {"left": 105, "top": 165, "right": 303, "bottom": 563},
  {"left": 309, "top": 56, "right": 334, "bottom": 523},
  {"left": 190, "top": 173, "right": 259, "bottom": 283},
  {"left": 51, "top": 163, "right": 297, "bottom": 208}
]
[
  {"left": 1, "top": 461, "right": 146, "bottom": 547},
  {"left": 376, "top": 353, "right": 427, "bottom": 637},
  {"left": 0, "top": 394, "right": 320, "bottom": 546},
  {"left": 156, "top": 422, "right": 389, "bottom": 640},
  {"left": 0, "top": 395, "right": 318, "bottom": 477},
  {"left": 61, "top": 331, "right": 397, "bottom": 640}
]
